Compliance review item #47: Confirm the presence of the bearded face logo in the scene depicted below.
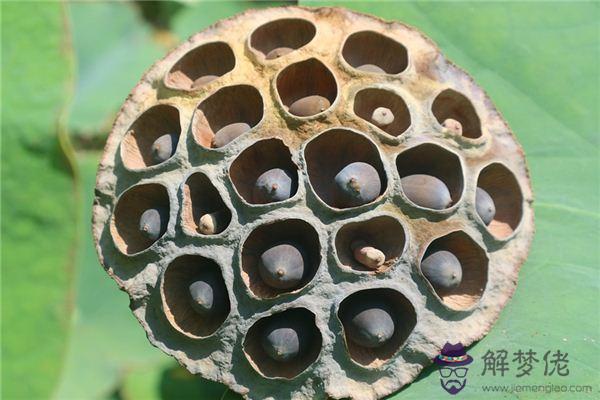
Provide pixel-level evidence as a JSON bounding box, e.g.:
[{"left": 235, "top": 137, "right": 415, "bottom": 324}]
[{"left": 433, "top": 343, "right": 473, "bottom": 395}]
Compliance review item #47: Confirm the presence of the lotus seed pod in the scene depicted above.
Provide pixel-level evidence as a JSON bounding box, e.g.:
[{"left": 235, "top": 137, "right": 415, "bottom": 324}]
[
  {"left": 476, "top": 187, "right": 496, "bottom": 225},
  {"left": 351, "top": 239, "right": 386, "bottom": 269},
  {"left": 442, "top": 118, "right": 463, "bottom": 135},
  {"left": 344, "top": 300, "right": 396, "bottom": 348},
  {"left": 356, "top": 63, "right": 386, "bottom": 73},
  {"left": 265, "top": 46, "right": 293, "bottom": 60},
  {"left": 197, "top": 209, "right": 228, "bottom": 235},
  {"left": 371, "top": 106, "right": 394, "bottom": 127},
  {"left": 401, "top": 174, "right": 452, "bottom": 210},
  {"left": 212, "top": 122, "right": 251, "bottom": 148},
  {"left": 150, "top": 133, "right": 177, "bottom": 165},
  {"left": 252, "top": 168, "right": 294, "bottom": 204},
  {"left": 191, "top": 74, "right": 218, "bottom": 89},
  {"left": 261, "top": 322, "right": 303, "bottom": 362},
  {"left": 421, "top": 250, "right": 462, "bottom": 291},
  {"left": 288, "top": 95, "right": 331, "bottom": 116},
  {"left": 94, "top": 7, "right": 535, "bottom": 399},
  {"left": 138, "top": 207, "right": 168, "bottom": 241},
  {"left": 333, "top": 161, "right": 382, "bottom": 207},
  {"left": 258, "top": 243, "right": 305, "bottom": 289}
]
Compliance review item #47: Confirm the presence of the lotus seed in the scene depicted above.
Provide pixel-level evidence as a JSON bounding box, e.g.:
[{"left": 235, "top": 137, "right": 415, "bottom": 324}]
[
  {"left": 150, "top": 133, "right": 177, "bottom": 165},
  {"left": 261, "top": 319, "right": 307, "bottom": 362},
  {"left": 371, "top": 107, "right": 394, "bottom": 127},
  {"left": 442, "top": 118, "right": 463, "bottom": 135},
  {"left": 351, "top": 239, "right": 385, "bottom": 269},
  {"left": 138, "top": 207, "right": 168, "bottom": 241},
  {"left": 188, "top": 279, "right": 215, "bottom": 315},
  {"left": 401, "top": 174, "right": 452, "bottom": 210},
  {"left": 191, "top": 74, "right": 218, "bottom": 89},
  {"left": 333, "top": 162, "right": 381, "bottom": 208},
  {"left": 344, "top": 300, "right": 395, "bottom": 348},
  {"left": 288, "top": 95, "right": 331, "bottom": 117},
  {"left": 266, "top": 46, "right": 293, "bottom": 60},
  {"left": 421, "top": 250, "right": 462, "bottom": 291},
  {"left": 356, "top": 63, "right": 385, "bottom": 73},
  {"left": 212, "top": 122, "right": 251, "bottom": 148},
  {"left": 476, "top": 187, "right": 496, "bottom": 225},
  {"left": 198, "top": 209, "right": 228, "bottom": 235},
  {"left": 258, "top": 243, "right": 305, "bottom": 289},
  {"left": 252, "top": 168, "right": 294, "bottom": 204}
]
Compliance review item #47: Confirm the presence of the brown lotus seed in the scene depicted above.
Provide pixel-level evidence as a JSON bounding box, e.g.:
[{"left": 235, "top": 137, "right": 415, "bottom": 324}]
[
  {"left": 212, "top": 122, "right": 251, "bottom": 148},
  {"left": 371, "top": 106, "right": 394, "bottom": 127},
  {"left": 442, "top": 118, "right": 463, "bottom": 136},
  {"left": 191, "top": 74, "right": 218, "bottom": 89},
  {"left": 288, "top": 95, "right": 331, "bottom": 117},
  {"left": 356, "top": 63, "right": 385, "bottom": 73},
  {"left": 401, "top": 174, "right": 452, "bottom": 210},
  {"left": 265, "top": 46, "right": 293, "bottom": 60},
  {"left": 351, "top": 239, "right": 385, "bottom": 269}
]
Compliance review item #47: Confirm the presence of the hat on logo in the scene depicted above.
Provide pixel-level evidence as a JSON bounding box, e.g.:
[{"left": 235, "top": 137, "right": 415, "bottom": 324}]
[{"left": 433, "top": 342, "right": 473, "bottom": 366}]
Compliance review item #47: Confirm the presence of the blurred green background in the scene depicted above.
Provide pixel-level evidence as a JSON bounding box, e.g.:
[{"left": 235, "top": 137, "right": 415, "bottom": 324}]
[{"left": 1, "top": 1, "right": 598, "bottom": 399}]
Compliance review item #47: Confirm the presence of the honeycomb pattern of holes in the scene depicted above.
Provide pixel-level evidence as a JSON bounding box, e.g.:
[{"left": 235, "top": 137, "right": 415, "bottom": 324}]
[
  {"left": 334, "top": 215, "right": 407, "bottom": 274},
  {"left": 110, "top": 183, "right": 170, "bottom": 255},
  {"left": 243, "top": 307, "right": 323, "bottom": 379},
  {"left": 240, "top": 218, "right": 321, "bottom": 299},
  {"left": 337, "top": 288, "right": 417, "bottom": 368},
  {"left": 120, "top": 104, "right": 181, "bottom": 170},
  {"left": 229, "top": 138, "right": 299, "bottom": 205},
  {"left": 160, "top": 254, "right": 231, "bottom": 339},
  {"left": 191, "top": 84, "right": 264, "bottom": 149},
  {"left": 477, "top": 163, "right": 524, "bottom": 239},
  {"left": 432, "top": 89, "right": 482, "bottom": 139},
  {"left": 181, "top": 171, "right": 232, "bottom": 236},
  {"left": 304, "top": 128, "right": 388, "bottom": 209},
  {"left": 396, "top": 143, "right": 464, "bottom": 209},
  {"left": 249, "top": 18, "right": 316, "bottom": 60},
  {"left": 353, "top": 88, "right": 411, "bottom": 138},
  {"left": 275, "top": 58, "right": 337, "bottom": 117},
  {"left": 419, "top": 230, "right": 489, "bottom": 311},
  {"left": 164, "top": 41, "right": 235, "bottom": 91},
  {"left": 341, "top": 31, "right": 409, "bottom": 75}
]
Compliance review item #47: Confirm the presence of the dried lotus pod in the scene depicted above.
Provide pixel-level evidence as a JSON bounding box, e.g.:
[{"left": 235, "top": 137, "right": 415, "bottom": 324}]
[{"left": 92, "top": 6, "right": 534, "bottom": 400}]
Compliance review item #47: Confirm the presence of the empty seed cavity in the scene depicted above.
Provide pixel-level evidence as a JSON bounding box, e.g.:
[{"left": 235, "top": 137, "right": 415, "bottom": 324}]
[
  {"left": 110, "top": 183, "right": 170, "bottom": 255},
  {"left": 420, "top": 231, "right": 488, "bottom": 310},
  {"left": 192, "top": 85, "right": 263, "bottom": 148},
  {"left": 354, "top": 88, "right": 411, "bottom": 137},
  {"left": 304, "top": 128, "right": 387, "bottom": 209},
  {"left": 165, "top": 42, "right": 235, "bottom": 91},
  {"left": 243, "top": 308, "right": 322, "bottom": 379},
  {"left": 250, "top": 18, "right": 316, "bottom": 60},
  {"left": 396, "top": 143, "right": 463, "bottom": 210},
  {"left": 181, "top": 172, "right": 232, "bottom": 236},
  {"left": 229, "top": 138, "right": 298, "bottom": 205},
  {"left": 276, "top": 58, "right": 337, "bottom": 117},
  {"left": 120, "top": 105, "right": 181, "bottom": 170},
  {"left": 338, "top": 289, "right": 416, "bottom": 368},
  {"left": 161, "top": 255, "right": 231, "bottom": 338},
  {"left": 342, "top": 31, "right": 408, "bottom": 75},
  {"left": 477, "top": 163, "right": 523, "bottom": 238},
  {"left": 241, "top": 219, "right": 320, "bottom": 299},
  {"left": 335, "top": 215, "right": 406, "bottom": 273},
  {"left": 432, "top": 89, "right": 482, "bottom": 139}
]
